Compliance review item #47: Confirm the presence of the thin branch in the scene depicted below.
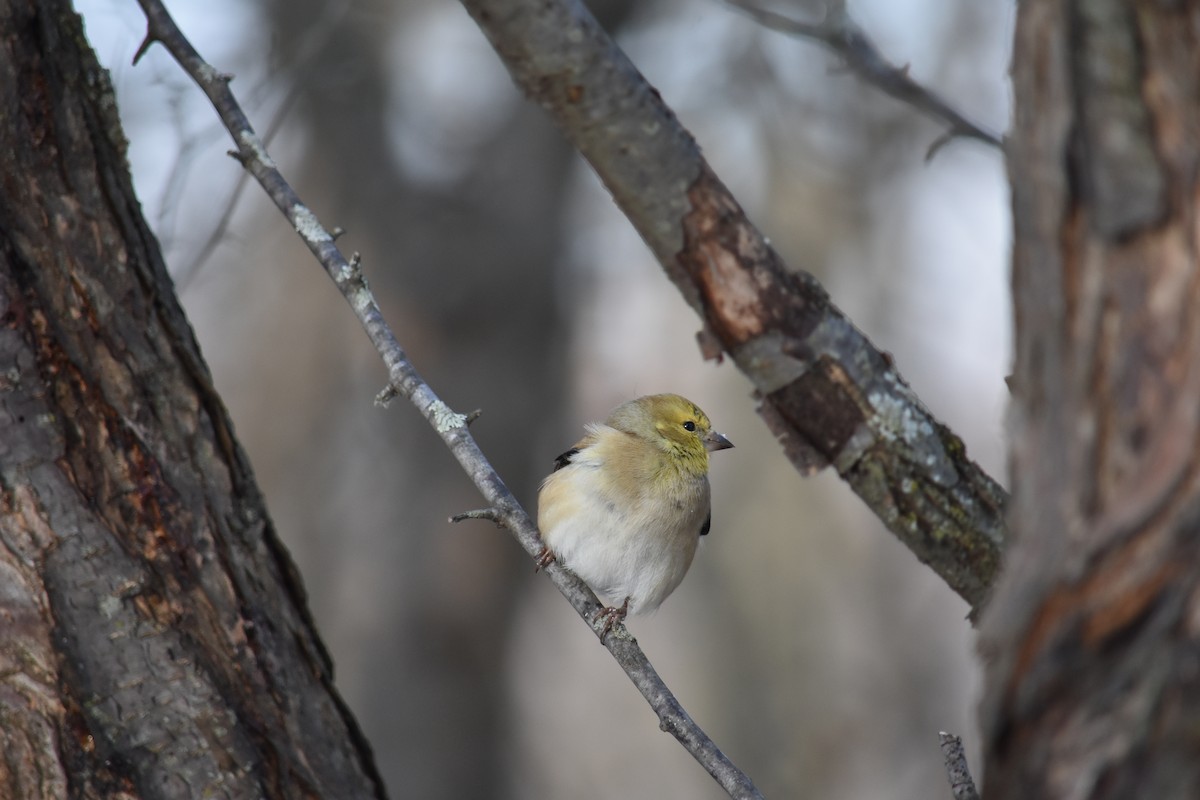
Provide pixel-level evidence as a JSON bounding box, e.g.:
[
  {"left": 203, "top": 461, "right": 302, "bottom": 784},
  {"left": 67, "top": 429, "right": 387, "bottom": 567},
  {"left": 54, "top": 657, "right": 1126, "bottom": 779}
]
[
  {"left": 938, "top": 732, "right": 981, "bottom": 800},
  {"left": 174, "top": 0, "right": 353, "bottom": 290},
  {"left": 449, "top": 508, "right": 506, "bottom": 526},
  {"left": 130, "top": 2, "right": 764, "bottom": 798},
  {"left": 724, "top": 0, "right": 1004, "bottom": 157},
  {"left": 457, "top": 0, "right": 1007, "bottom": 613},
  {"left": 174, "top": 79, "right": 301, "bottom": 290},
  {"left": 150, "top": 42, "right": 288, "bottom": 265}
]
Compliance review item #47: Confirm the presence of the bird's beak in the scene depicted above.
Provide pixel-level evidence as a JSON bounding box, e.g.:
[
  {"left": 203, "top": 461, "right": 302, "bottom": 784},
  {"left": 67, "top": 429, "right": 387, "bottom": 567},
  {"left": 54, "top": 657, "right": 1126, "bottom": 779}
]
[{"left": 704, "top": 431, "right": 734, "bottom": 452}]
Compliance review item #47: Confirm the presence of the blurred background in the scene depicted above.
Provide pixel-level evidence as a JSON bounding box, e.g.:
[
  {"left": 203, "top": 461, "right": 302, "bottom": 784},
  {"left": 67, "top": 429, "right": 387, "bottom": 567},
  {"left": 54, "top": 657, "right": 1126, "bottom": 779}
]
[{"left": 76, "top": 0, "right": 1011, "bottom": 797}]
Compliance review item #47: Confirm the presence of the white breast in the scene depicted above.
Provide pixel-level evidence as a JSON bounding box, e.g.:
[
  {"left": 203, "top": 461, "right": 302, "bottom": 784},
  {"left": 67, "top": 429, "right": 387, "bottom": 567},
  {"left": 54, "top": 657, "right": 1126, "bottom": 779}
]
[{"left": 539, "top": 457, "right": 710, "bottom": 615}]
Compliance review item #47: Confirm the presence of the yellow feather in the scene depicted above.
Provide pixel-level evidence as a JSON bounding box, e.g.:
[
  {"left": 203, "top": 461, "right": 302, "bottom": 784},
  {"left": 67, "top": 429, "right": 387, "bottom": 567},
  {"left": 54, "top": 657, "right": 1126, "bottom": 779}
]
[{"left": 536, "top": 394, "right": 732, "bottom": 617}]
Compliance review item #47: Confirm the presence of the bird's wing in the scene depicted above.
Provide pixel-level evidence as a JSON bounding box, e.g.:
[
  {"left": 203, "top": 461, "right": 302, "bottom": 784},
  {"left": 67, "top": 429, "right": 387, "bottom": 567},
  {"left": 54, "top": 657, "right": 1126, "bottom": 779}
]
[
  {"left": 551, "top": 425, "right": 612, "bottom": 472},
  {"left": 551, "top": 447, "right": 579, "bottom": 472}
]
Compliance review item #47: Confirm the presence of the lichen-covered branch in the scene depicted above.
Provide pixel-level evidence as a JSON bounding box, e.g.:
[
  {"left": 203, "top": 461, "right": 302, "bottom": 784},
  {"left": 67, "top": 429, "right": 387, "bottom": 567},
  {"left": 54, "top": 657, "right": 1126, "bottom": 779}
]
[
  {"left": 132, "top": 1, "right": 763, "bottom": 797},
  {"left": 939, "top": 732, "right": 981, "bottom": 800},
  {"left": 457, "top": 0, "right": 1007, "bottom": 611}
]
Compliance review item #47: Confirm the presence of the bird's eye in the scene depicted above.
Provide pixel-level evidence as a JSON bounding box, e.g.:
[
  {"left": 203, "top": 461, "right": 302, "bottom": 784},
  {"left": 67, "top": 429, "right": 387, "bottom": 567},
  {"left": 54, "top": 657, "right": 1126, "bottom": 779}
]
[{"left": 683, "top": 421, "right": 697, "bottom": 432}]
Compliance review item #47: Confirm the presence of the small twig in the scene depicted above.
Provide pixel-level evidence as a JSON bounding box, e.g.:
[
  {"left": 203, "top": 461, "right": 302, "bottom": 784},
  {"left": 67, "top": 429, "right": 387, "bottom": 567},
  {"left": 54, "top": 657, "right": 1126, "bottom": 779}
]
[
  {"left": 724, "top": 0, "right": 1004, "bottom": 156},
  {"left": 174, "top": 79, "right": 303, "bottom": 290},
  {"left": 131, "top": 3, "right": 763, "bottom": 798},
  {"left": 939, "top": 732, "right": 981, "bottom": 800},
  {"left": 925, "top": 129, "right": 958, "bottom": 162},
  {"left": 172, "top": 0, "right": 352, "bottom": 290},
  {"left": 449, "top": 508, "right": 506, "bottom": 526},
  {"left": 374, "top": 384, "right": 398, "bottom": 408}
]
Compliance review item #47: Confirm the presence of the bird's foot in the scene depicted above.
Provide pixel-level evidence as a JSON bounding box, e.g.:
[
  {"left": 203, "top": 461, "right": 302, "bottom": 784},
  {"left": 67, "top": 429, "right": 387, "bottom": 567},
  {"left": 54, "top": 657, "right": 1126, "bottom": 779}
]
[
  {"left": 534, "top": 546, "right": 555, "bottom": 572},
  {"left": 593, "top": 597, "right": 631, "bottom": 641}
]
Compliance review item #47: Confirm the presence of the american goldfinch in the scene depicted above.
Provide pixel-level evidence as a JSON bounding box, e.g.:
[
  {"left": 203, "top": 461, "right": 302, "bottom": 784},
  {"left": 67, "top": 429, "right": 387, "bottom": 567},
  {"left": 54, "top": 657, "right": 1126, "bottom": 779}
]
[{"left": 536, "top": 394, "right": 733, "bottom": 634}]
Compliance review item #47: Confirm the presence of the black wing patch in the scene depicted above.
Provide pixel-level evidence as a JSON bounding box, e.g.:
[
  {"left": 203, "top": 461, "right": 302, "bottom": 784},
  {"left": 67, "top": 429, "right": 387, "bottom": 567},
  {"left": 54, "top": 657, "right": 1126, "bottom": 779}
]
[
  {"left": 699, "top": 510, "right": 712, "bottom": 537},
  {"left": 552, "top": 448, "right": 580, "bottom": 472}
]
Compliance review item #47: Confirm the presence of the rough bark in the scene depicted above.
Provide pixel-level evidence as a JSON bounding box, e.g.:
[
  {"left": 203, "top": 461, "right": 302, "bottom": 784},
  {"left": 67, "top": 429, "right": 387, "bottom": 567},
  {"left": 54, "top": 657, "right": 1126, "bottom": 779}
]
[
  {"left": 982, "top": 1, "right": 1200, "bottom": 796},
  {"left": 0, "top": 2, "right": 384, "bottom": 798},
  {"left": 459, "top": 0, "right": 1007, "bottom": 611}
]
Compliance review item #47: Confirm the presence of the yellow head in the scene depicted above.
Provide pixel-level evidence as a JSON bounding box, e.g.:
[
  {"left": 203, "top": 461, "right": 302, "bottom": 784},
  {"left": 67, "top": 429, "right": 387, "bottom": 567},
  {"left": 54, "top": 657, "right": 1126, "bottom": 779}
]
[{"left": 606, "top": 394, "right": 733, "bottom": 476}]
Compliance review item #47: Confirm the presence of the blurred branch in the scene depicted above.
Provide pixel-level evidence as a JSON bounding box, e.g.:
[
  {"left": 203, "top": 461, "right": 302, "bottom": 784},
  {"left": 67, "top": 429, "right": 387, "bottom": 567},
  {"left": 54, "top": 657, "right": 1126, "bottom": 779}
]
[
  {"left": 174, "top": 0, "right": 352, "bottom": 289},
  {"left": 131, "top": 2, "right": 764, "bottom": 798},
  {"left": 457, "top": 0, "right": 1006, "bottom": 612},
  {"left": 174, "top": 80, "right": 301, "bottom": 289},
  {"left": 724, "top": 0, "right": 1004, "bottom": 158},
  {"left": 939, "top": 732, "right": 981, "bottom": 800}
]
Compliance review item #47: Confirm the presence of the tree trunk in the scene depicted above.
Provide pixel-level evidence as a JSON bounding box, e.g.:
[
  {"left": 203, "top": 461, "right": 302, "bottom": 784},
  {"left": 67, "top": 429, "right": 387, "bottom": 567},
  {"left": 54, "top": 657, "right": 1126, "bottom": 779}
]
[
  {"left": 0, "top": 2, "right": 384, "bottom": 797},
  {"left": 983, "top": 1, "right": 1200, "bottom": 796}
]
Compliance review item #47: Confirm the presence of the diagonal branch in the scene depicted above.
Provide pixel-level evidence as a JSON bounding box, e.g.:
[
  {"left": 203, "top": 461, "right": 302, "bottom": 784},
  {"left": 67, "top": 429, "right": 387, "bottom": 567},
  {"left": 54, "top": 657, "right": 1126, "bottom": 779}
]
[
  {"left": 130, "top": 1, "right": 764, "bottom": 798},
  {"left": 939, "top": 731, "right": 982, "bottom": 800},
  {"left": 457, "top": 0, "right": 1007, "bottom": 613},
  {"left": 724, "top": 0, "right": 1004, "bottom": 158}
]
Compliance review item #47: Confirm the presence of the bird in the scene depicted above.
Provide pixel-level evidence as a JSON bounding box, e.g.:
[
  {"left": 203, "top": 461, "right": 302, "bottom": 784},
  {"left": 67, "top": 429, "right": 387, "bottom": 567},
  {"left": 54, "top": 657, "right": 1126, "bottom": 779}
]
[{"left": 536, "top": 394, "right": 733, "bottom": 637}]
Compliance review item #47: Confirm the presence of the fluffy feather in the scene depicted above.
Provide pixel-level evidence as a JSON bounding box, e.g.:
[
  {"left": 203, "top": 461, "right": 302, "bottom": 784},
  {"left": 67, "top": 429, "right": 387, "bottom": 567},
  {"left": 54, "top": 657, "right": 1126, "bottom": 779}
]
[{"left": 537, "top": 394, "right": 732, "bottom": 619}]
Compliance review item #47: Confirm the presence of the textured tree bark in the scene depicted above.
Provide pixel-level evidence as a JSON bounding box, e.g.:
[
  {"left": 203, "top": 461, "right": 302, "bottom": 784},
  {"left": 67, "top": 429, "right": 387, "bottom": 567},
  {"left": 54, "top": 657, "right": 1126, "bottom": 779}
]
[
  {"left": 982, "top": 1, "right": 1200, "bottom": 796},
  {"left": 0, "top": 2, "right": 384, "bottom": 798}
]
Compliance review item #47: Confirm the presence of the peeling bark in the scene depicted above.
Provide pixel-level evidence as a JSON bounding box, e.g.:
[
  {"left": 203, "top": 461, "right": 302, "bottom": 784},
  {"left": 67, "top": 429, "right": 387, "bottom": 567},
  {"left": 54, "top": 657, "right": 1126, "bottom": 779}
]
[{"left": 674, "top": 165, "right": 1005, "bottom": 607}]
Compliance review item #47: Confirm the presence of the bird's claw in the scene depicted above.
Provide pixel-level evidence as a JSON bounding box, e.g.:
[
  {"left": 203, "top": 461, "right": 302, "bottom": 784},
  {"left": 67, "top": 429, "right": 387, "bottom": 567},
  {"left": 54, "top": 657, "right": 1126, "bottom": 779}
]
[
  {"left": 593, "top": 597, "right": 630, "bottom": 641},
  {"left": 534, "top": 546, "right": 555, "bottom": 572}
]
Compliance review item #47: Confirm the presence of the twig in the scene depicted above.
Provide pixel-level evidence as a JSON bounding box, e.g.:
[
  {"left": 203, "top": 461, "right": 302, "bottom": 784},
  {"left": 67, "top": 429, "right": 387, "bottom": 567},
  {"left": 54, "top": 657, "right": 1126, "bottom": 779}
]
[
  {"left": 173, "top": 0, "right": 353, "bottom": 290},
  {"left": 449, "top": 508, "right": 506, "bottom": 526},
  {"left": 724, "top": 0, "right": 1004, "bottom": 157},
  {"left": 173, "top": 79, "right": 301, "bottom": 290},
  {"left": 130, "top": 2, "right": 764, "bottom": 798},
  {"left": 939, "top": 732, "right": 981, "bottom": 800}
]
